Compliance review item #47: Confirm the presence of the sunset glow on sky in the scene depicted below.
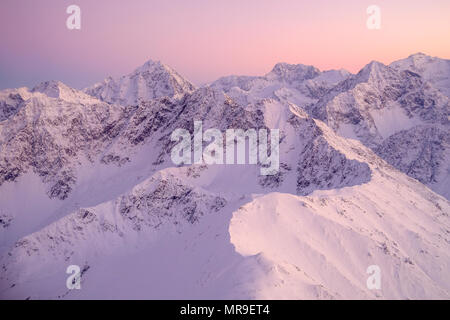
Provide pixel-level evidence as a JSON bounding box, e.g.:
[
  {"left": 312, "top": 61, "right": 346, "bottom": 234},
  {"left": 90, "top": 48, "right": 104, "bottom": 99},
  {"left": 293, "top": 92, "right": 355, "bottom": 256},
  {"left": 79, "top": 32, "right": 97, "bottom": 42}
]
[{"left": 1, "top": 0, "right": 450, "bottom": 89}]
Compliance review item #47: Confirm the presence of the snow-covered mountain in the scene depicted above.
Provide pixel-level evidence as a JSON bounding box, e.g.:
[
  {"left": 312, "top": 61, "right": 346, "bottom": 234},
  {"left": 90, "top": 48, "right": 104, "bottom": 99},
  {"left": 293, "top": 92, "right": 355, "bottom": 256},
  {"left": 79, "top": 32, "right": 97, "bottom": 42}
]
[
  {"left": 390, "top": 53, "right": 450, "bottom": 98},
  {"left": 210, "top": 56, "right": 449, "bottom": 199},
  {"left": 308, "top": 60, "right": 449, "bottom": 199},
  {"left": 209, "top": 63, "right": 350, "bottom": 107},
  {"left": 0, "top": 55, "right": 449, "bottom": 299},
  {"left": 84, "top": 60, "right": 196, "bottom": 106}
]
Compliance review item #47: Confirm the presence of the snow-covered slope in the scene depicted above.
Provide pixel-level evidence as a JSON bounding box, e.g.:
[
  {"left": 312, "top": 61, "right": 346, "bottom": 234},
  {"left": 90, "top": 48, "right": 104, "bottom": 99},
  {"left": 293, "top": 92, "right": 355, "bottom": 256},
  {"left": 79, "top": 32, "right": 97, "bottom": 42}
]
[
  {"left": 1, "top": 56, "right": 449, "bottom": 299},
  {"left": 84, "top": 60, "right": 196, "bottom": 105}
]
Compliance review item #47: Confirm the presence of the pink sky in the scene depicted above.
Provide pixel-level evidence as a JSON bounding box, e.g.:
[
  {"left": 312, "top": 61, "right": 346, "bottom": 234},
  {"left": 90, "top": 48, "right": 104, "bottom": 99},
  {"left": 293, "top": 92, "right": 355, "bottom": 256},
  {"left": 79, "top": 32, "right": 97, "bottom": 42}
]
[{"left": 1, "top": 0, "right": 449, "bottom": 89}]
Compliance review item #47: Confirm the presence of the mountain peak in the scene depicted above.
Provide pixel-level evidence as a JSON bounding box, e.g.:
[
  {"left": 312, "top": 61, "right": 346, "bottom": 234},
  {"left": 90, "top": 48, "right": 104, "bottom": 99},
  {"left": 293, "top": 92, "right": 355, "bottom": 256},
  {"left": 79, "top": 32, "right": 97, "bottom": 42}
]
[
  {"left": 28, "top": 80, "right": 102, "bottom": 105},
  {"left": 391, "top": 52, "right": 444, "bottom": 70},
  {"left": 84, "top": 59, "right": 196, "bottom": 105},
  {"left": 361, "top": 60, "right": 385, "bottom": 71},
  {"left": 31, "top": 80, "right": 70, "bottom": 98},
  {"left": 133, "top": 59, "right": 166, "bottom": 73},
  {"left": 404, "top": 52, "right": 437, "bottom": 66},
  {"left": 354, "top": 60, "right": 394, "bottom": 83},
  {"left": 267, "top": 62, "right": 321, "bottom": 83},
  {"left": 390, "top": 53, "right": 450, "bottom": 97},
  {"left": 408, "top": 52, "right": 431, "bottom": 59}
]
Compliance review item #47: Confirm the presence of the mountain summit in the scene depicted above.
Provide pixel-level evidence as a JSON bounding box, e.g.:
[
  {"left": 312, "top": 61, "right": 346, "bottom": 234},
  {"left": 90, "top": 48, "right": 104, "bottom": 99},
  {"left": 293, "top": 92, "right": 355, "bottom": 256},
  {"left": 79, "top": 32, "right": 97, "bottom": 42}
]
[
  {"left": 390, "top": 53, "right": 450, "bottom": 97},
  {"left": 84, "top": 59, "right": 196, "bottom": 105}
]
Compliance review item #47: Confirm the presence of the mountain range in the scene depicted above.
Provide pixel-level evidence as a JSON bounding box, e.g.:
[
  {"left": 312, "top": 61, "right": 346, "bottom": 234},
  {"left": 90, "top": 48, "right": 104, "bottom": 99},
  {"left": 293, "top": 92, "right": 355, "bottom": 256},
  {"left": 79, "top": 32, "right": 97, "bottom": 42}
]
[{"left": 0, "top": 53, "right": 449, "bottom": 299}]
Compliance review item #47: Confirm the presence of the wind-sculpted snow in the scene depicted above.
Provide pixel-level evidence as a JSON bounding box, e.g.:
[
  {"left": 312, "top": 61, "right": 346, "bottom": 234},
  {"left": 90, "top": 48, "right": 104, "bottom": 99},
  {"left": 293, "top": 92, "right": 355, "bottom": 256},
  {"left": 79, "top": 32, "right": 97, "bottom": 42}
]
[
  {"left": 0, "top": 172, "right": 227, "bottom": 296},
  {"left": 229, "top": 185, "right": 450, "bottom": 299}
]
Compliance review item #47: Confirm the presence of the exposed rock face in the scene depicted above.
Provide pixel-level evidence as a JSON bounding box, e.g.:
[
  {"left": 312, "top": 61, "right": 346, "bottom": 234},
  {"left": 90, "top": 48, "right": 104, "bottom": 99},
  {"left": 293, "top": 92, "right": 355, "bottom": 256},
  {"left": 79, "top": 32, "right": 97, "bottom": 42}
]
[
  {"left": 0, "top": 88, "right": 31, "bottom": 121},
  {"left": 375, "top": 126, "right": 450, "bottom": 198}
]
